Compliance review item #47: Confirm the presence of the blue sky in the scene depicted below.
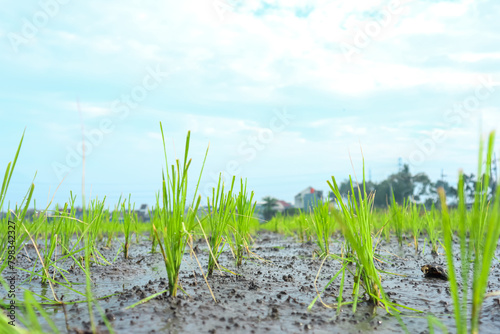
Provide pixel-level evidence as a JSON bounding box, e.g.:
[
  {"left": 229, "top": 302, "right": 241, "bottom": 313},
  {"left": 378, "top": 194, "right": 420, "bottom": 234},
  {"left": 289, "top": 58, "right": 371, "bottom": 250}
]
[{"left": 1, "top": 0, "right": 499, "bottom": 209}]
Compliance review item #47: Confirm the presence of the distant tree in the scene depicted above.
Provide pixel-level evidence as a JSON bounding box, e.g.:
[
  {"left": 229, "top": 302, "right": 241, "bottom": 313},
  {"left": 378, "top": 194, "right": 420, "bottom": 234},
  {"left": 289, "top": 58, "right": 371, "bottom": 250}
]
[
  {"left": 421, "top": 179, "right": 458, "bottom": 208},
  {"left": 463, "top": 173, "right": 476, "bottom": 204},
  {"left": 413, "top": 172, "right": 434, "bottom": 200},
  {"left": 433, "top": 180, "right": 457, "bottom": 201},
  {"left": 284, "top": 207, "right": 300, "bottom": 216},
  {"left": 262, "top": 196, "right": 278, "bottom": 221},
  {"left": 335, "top": 163, "right": 496, "bottom": 209},
  {"left": 371, "top": 164, "right": 415, "bottom": 207},
  {"left": 389, "top": 164, "right": 414, "bottom": 203},
  {"left": 337, "top": 179, "right": 376, "bottom": 200},
  {"left": 338, "top": 164, "right": 436, "bottom": 208},
  {"left": 373, "top": 180, "right": 392, "bottom": 207}
]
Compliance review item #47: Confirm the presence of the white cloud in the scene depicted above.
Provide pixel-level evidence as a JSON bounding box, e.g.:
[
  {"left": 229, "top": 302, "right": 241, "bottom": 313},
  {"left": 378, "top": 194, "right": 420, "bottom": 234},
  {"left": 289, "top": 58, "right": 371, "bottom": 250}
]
[
  {"left": 2, "top": 0, "right": 500, "bottom": 206},
  {"left": 80, "top": 105, "right": 112, "bottom": 118},
  {"left": 3, "top": 0, "right": 497, "bottom": 100},
  {"left": 450, "top": 52, "right": 500, "bottom": 63}
]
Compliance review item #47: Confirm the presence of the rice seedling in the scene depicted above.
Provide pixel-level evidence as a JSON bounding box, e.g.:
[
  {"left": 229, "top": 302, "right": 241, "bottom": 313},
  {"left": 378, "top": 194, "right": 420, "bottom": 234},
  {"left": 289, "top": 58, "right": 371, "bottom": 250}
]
[
  {"left": 0, "top": 312, "right": 30, "bottom": 334},
  {"left": 28, "top": 199, "right": 85, "bottom": 286},
  {"left": 423, "top": 203, "right": 440, "bottom": 255},
  {"left": 79, "top": 218, "right": 116, "bottom": 334},
  {"left": 53, "top": 193, "right": 79, "bottom": 255},
  {"left": 205, "top": 174, "right": 236, "bottom": 275},
  {"left": 408, "top": 201, "right": 423, "bottom": 252},
  {"left": 271, "top": 213, "right": 282, "bottom": 233},
  {"left": 40, "top": 207, "right": 63, "bottom": 283},
  {"left": 0, "top": 131, "right": 34, "bottom": 279},
  {"left": 261, "top": 213, "right": 296, "bottom": 236},
  {"left": 0, "top": 183, "right": 34, "bottom": 278},
  {"left": 16, "top": 208, "right": 90, "bottom": 303},
  {"left": 14, "top": 290, "right": 60, "bottom": 334},
  {"left": 308, "top": 252, "right": 350, "bottom": 312},
  {"left": 309, "top": 199, "right": 335, "bottom": 256},
  {"left": 80, "top": 197, "right": 110, "bottom": 266},
  {"left": 427, "top": 315, "right": 448, "bottom": 334},
  {"left": 328, "top": 166, "right": 415, "bottom": 314},
  {"left": 150, "top": 193, "right": 161, "bottom": 254},
  {"left": 389, "top": 193, "right": 405, "bottom": 247},
  {"left": 105, "top": 195, "right": 123, "bottom": 248},
  {"left": 328, "top": 176, "right": 385, "bottom": 312},
  {"left": 153, "top": 124, "right": 208, "bottom": 297},
  {"left": 122, "top": 194, "right": 135, "bottom": 259},
  {"left": 328, "top": 172, "right": 386, "bottom": 309},
  {"left": 227, "top": 178, "right": 257, "bottom": 266},
  {"left": 0, "top": 130, "right": 25, "bottom": 212},
  {"left": 372, "top": 209, "right": 391, "bottom": 243},
  {"left": 439, "top": 131, "right": 500, "bottom": 334},
  {"left": 295, "top": 210, "right": 309, "bottom": 243}
]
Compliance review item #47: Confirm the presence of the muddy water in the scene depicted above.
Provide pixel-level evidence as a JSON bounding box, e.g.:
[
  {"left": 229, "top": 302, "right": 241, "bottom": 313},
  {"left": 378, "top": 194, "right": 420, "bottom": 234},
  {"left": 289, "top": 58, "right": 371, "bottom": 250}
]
[{"left": 3, "top": 232, "right": 500, "bottom": 333}]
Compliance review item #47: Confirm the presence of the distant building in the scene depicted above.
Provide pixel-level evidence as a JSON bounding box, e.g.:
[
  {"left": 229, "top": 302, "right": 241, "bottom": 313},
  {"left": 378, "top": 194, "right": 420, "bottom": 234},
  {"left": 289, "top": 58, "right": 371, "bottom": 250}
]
[
  {"left": 136, "top": 204, "right": 150, "bottom": 221},
  {"left": 254, "top": 199, "right": 293, "bottom": 221},
  {"left": 275, "top": 200, "right": 292, "bottom": 213},
  {"left": 294, "top": 187, "right": 323, "bottom": 211}
]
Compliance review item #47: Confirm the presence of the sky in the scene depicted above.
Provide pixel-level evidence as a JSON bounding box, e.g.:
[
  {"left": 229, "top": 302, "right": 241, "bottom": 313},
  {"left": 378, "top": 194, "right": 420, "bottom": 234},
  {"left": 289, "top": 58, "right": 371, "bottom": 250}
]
[{"left": 0, "top": 0, "right": 500, "bottom": 210}]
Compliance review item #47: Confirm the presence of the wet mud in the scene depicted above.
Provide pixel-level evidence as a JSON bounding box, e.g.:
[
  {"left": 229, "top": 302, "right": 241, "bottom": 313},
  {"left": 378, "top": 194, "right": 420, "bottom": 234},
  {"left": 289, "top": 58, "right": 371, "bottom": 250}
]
[{"left": 3, "top": 232, "right": 500, "bottom": 333}]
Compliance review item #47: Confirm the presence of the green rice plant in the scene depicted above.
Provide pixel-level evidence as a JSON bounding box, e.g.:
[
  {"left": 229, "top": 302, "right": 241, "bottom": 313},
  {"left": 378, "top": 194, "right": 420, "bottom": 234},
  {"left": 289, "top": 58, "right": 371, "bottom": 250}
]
[
  {"left": 0, "top": 130, "right": 35, "bottom": 278},
  {"left": 149, "top": 193, "right": 161, "bottom": 254},
  {"left": 14, "top": 290, "right": 60, "bottom": 334},
  {"left": 84, "top": 228, "right": 96, "bottom": 332},
  {"left": 261, "top": 213, "right": 296, "bottom": 236},
  {"left": 32, "top": 199, "right": 85, "bottom": 285},
  {"left": 328, "top": 168, "right": 413, "bottom": 314},
  {"left": 308, "top": 252, "right": 350, "bottom": 312},
  {"left": 0, "top": 130, "right": 24, "bottom": 212},
  {"left": 408, "top": 201, "right": 423, "bottom": 252},
  {"left": 153, "top": 125, "right": 208, "bottom": 297},
  {"left": 122, "top": 194, "right": 135, "bottom": 259},
  {"left": 56, "top": 193, "right": 79, "bottom": 255},
  {"left": 105, "top": 195, "right": 123, "bottom": 248},
  {"left": 206, "top": 174, "right": 236, "bottom": 275},
  {"left": 81, "top": 223, "right": 116, "bottom": 334},
  {"left": 328, "top": 173, "right": 386, "bottom": 309},
  {"left": 439, "top": 131, "right": 500, "bottom": 334},
  {"left": 296, "top": 210, "right": 311, "bottom": 242},
  {"left": 82, "top": 197, "right": 110, "bottom": 265},
  {"left": 376, "top": 210, "right": 392, "bottom": 243},
  {"left": 427, "top": 315, "right": 449, "bottom": 334},
  {"left": 40, "top": 205, "right": 63, "bottom": 283},
  {"left": 310, "top": 199, "right": 335, "bottom": 256},
  {"left": 0, "top": 183, "right": 34, "bottom": 278},
  {"left": 227, "top": 178, "right": 257, "bottom": 266},
  {"left": 389, "top": 193, "right": 404, "bottom": 247},
  {"left": 423, "top": 203, "right": 440, "bottom": 255},
  {"left": 273, "top": 213, "right": 283, "bottom": 233},
  {"left": 17, "top": 208, "right": 92, "bottom": 304},
  {"left": 0, "top": 312, "right": 30, "bottom": 333}
]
